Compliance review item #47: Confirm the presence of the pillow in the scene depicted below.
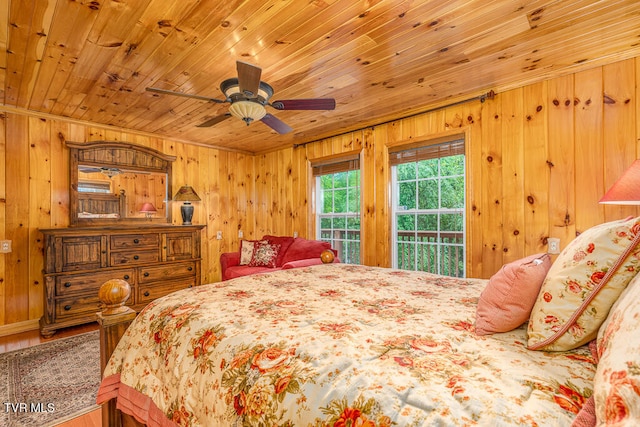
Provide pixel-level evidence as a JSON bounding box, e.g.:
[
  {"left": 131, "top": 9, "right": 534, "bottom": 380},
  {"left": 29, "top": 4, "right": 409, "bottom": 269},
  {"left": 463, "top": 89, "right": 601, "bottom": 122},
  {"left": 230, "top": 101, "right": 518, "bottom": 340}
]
[
  {"left": 239, "top": 239, "right": 265, "bottom": 265},
  {"left": 592, "top": 273, "right": 640, "bottom": 425},
  {"left": 280, "top": 237, "right": 331, "bottom": 265},
  {"left": 248, "top": 241, "right": 280, "bottom": 268},
  {"left": 262, "top": 235, "right": 295, "bottom": 267},
  {"left": 475, "top": 253, "right": 552, "bottom": 336},
  {"left": 527, "top": 216, "right": 640, "bottom": 351}
]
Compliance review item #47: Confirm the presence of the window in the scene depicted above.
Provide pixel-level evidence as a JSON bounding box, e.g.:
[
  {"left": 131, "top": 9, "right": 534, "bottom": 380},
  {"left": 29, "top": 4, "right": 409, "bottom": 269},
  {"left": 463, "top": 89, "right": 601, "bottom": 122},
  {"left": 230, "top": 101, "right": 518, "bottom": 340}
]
[
  {"left": 313, "top": 155, "right": 361, "bottom": 264},
  {"left": 390, "top": 138, "right": 465, "bottom": 277}
]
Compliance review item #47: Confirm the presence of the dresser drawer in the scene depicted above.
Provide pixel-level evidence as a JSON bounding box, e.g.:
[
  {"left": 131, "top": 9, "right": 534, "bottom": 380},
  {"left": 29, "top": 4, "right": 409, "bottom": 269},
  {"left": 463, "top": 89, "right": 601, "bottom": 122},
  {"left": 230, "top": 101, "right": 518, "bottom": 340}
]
[
  {"left": 137, "top": 278, "right": 196, "bottom": 305},
  {"left": 55, "top": 269, "right": 135, "bottom": 296},
  {"left": 111, "top": 234, "right": 159, "bottom": 249},
  {"left": 138, "top": 261, "right": 197, "bottom": 283},
  {"left": 110, "top": 250, "right": 159, "bottom": 266},
  {"left": 55, "top": 295, "right": 102, "bottom": 320}
]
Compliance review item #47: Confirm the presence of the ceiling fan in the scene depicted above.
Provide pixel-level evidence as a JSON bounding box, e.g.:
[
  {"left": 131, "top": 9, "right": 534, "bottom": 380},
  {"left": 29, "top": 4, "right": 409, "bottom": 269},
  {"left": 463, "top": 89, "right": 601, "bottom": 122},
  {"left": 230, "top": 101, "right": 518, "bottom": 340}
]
[{"left": 146, "top": 61, "right": 336, "bottom": 134}]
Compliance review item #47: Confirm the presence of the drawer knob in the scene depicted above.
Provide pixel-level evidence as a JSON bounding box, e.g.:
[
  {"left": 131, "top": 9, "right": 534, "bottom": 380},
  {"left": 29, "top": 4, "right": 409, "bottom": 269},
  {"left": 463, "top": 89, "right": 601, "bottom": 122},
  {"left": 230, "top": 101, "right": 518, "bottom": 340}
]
[
  {"left": 144, "top": 291, "right": 150, "bottom": 297},
  {"left": 133, "top": 255, "right": 139, "bottom": 260},
  {"left": 143, "top": 272, "right": 149, "bottom": 277},
  {"left": 123, "top": 275, "right": 130, "bottom": 280},
  {"left": 188, "top": 267, "right": 193, "bottom": 271},
  {"left": 64, "top": 282, "right": 72, "bottom": 288},
  {"left": 133, "top": 239, "right": 140, "bottom": 244},
  {"left": 188, "top": 285, "right": 193, "bottom": 288},
  {"left": 64, "top": 305, "right": 72, "bottom": 311}
]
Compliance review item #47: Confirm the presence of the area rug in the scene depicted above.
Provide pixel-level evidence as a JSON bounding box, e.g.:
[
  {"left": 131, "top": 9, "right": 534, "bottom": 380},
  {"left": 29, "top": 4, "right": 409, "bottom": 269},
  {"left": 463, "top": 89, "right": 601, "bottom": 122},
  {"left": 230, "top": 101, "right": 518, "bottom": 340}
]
[{"left": 0, "top": 330, "right": 100, "bottom": 427}]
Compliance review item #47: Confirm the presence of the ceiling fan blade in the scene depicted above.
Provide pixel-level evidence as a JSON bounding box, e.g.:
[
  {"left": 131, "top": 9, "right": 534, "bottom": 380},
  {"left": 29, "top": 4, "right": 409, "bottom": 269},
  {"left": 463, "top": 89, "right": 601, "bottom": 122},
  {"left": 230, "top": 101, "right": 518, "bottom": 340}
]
[
  {"left": 236, "top": 61, "right": 262, "bottom": 98},
  {"left": 270, "top": 98, "right": 336, "bottom": 110},
  {"left": 196, "top": 113, "right": 232, "bottom": 127},
  {"left": 261, "top": 114, "right": 293, "bottom": 134},
  {"left": 146, "top": 87, "right": 225, "bottom": 103}
]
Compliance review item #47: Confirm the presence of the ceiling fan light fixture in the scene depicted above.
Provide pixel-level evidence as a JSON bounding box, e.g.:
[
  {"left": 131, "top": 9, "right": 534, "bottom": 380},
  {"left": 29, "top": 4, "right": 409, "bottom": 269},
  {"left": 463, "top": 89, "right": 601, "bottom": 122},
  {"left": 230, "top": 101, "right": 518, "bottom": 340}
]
[{"left": 228, "top": 100, "right": 267, "bottom": 125}]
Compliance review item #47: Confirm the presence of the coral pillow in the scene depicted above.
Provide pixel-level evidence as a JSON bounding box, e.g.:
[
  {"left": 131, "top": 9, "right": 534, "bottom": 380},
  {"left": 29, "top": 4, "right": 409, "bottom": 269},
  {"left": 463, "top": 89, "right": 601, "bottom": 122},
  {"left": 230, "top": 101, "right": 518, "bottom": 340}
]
[
  {"left": 475, "top": 253, "right": 552, "bottom": 336},
  {"left": 239, "top": 239, "right": 265, "bottom": 265},
  {"left": 527, "top": 216, "right": 640, "bottom": 351},
  {"left": 593, "top": 273, "right": 640, "bottom": 425},
  {"left": 280, "top": 237, "right": 331, "bottom": 265},
  {"left": 248, "top": 241, "right": 280, "bottom": 268}
]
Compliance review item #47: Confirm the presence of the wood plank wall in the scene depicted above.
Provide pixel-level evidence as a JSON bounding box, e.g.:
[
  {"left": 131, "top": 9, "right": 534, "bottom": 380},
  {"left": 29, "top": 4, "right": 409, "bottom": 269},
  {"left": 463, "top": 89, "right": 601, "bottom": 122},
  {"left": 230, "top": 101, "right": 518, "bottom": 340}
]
[
  {"left": 1, "top": 56, "right": 639, "bottom": 331},
  {"left": 0, "top": 118, "right": 256, "bottom": 331},
  {"left": 255, "top": 56, "right": 640, "bottom": 277}
]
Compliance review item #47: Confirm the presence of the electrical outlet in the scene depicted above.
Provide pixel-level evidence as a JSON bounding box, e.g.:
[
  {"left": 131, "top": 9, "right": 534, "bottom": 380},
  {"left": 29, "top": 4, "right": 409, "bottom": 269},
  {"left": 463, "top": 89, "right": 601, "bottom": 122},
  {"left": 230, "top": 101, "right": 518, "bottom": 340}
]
[
  {"left": 0, "top": 240, "right": 11, "bottom": 253},
  {"left": 238, "top": 230, "right": 243, "bottom": 239},
  {"left": 293, "top": 231, "right": 298, "bottom": 238},
  {"left": 548, "top": 237, "right": 560, "bottom": 254},
  {"left": 216, "top": 231, "right": 223, "bottom": 240}
]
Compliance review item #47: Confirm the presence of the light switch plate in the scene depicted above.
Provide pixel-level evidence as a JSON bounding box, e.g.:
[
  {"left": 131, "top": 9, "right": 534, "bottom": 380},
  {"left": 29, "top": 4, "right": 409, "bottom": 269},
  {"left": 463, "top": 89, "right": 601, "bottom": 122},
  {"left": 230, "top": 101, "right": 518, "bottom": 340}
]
[
  {"left": 548, "top": 237, "right": 560, "bottom": 254},
  {"left": 216, "top": 231, "right": 223, "bottom": 240}
]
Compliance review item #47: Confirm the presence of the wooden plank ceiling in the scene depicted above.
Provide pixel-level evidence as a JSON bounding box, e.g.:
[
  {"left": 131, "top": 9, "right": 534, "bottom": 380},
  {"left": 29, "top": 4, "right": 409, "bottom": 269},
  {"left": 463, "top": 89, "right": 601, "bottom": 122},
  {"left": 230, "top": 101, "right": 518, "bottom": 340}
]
[{"left": 1, "top": 0, "right": 640, "bottom": 154}]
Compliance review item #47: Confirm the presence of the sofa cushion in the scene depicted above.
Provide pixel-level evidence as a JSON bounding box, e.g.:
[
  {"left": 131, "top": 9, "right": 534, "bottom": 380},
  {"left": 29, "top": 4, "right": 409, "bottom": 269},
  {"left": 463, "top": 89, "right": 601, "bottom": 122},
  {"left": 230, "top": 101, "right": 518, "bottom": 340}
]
[
  {"left": 475, "top": 253, "right": 551, "bottom": 336},
  {"left": 262, "top": 235, "right": 295, "bottom": 267},
  {"left": 527, "top": 216, "right": 640, "bottom": 351},
  {"left": 280, "top": 237, "right": 331, "bottom": 265},
  {"left": 239, "top": 239, "right": 265, "bottom": 265},
  {"left": 248, "top": 241, "right": 280, "bottom": 268},
  {"left": 224, "top": 265, "right": 281, "bottom": 280}
]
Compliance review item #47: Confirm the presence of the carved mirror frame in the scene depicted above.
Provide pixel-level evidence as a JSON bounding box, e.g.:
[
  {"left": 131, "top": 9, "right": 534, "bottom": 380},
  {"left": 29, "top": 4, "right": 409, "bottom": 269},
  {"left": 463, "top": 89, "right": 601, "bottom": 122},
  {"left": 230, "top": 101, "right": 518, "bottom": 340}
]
[{"left": 67, "top": 141, "right": 176, "bottom": 226}]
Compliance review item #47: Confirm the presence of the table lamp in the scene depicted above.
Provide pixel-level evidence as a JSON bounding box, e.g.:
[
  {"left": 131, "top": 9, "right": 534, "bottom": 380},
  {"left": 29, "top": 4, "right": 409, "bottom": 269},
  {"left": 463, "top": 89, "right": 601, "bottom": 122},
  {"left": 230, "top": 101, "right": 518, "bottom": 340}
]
[
  {"left": 599, "top": 160, "right": 640, "bottom": 205},
  {"left": 174, "top": 186, "right": 201, "bottom": 225},
  {"left": 140, "top": 202, "right": 157, "bottom": 220}
]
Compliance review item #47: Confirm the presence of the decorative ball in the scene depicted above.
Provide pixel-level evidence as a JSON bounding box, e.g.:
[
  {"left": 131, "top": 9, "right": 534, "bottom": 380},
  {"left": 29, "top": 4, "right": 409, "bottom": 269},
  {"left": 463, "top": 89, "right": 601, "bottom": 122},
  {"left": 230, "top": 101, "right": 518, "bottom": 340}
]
[
  {"left": 320, "top": 249, "right": 335, "bottom": 264},
  {"left": 98, "top": 279, "right": 131, "bottom": 315}
]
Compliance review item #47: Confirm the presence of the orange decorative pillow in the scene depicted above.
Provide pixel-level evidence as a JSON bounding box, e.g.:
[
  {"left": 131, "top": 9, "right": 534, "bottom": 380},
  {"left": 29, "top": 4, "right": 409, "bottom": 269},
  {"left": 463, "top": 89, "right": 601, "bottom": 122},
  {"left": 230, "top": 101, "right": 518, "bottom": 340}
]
[
  {"left": 527, "top": 216, "right": 640, "bottom": 351},
  {"left": 475, "top": 253, "right": 552, "bottom": 336}
]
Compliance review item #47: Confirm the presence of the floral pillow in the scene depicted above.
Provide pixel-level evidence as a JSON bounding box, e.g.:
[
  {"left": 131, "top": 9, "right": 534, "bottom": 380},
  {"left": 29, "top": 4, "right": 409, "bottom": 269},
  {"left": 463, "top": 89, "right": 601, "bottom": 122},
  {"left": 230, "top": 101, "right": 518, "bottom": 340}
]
[
  {"left": 593, "top": 273, "right": 640, "bottom": 425},
  {"left": 475, "top": 253, "right": 552, "bottom": 336},
  {"left": 527, "top": 216, "right": 640, "bottom": 351},
  {"left": 248, "top": 241, "right": 280, "bottom": 268},
  {"left": 239, "top": 240, "right": 265, "bottom": 265}
]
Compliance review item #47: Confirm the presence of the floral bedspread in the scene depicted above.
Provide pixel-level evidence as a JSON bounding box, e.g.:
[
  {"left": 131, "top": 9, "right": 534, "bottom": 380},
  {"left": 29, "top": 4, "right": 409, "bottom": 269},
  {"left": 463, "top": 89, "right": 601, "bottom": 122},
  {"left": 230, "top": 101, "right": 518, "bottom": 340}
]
[{"left": 97, "top": 264, "right": 597, "bottom": 426}]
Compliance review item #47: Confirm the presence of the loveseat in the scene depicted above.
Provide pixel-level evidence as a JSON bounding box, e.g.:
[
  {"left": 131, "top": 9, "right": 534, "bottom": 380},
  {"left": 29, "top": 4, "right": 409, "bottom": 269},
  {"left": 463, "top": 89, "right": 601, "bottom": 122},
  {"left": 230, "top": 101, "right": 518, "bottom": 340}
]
[{"left": 220, "top": 235, "right": 339, "bottom": 281}]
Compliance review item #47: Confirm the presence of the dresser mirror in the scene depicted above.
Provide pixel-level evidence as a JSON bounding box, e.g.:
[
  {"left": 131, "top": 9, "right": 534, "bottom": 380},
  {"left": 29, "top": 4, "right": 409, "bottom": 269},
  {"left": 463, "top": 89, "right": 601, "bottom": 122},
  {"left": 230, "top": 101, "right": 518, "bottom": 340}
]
[{"left": 67, "top": 141, "right": 176, "bottom": 226}]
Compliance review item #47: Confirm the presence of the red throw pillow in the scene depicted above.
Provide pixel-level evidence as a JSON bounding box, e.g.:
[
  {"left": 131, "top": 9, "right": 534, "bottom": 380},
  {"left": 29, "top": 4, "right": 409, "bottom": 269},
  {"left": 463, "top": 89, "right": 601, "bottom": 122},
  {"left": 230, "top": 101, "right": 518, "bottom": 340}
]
[
  {"left": 248, "top": 241, "right": 280, "bottom": 268},
  {"left": 475, "top": 253, "right": 552, "bottom": 336},
  {"left": 262, "top": 235, "right": 295, "bottom": 267}
]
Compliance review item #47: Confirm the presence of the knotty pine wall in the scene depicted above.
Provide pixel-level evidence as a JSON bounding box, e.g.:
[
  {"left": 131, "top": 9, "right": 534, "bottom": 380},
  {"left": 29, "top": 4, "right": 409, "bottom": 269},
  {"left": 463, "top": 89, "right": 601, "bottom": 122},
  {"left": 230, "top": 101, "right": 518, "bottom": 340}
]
[
  {"left": 1, "top": 56, "right": 639, "bottom": 333},
  {"left": 0, "top": 117, "right": 257, "bottom": 333},
  {"left": 256, "top": 56, "right": 640, "bottom": 277}
]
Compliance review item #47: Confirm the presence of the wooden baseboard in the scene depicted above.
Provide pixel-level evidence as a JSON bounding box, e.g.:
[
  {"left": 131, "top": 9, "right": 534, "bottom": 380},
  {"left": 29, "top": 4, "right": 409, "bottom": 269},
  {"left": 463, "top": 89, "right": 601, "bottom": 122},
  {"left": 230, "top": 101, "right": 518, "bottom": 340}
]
[{"left": 0, "top": 319, "right": 40, "bottom": 337}]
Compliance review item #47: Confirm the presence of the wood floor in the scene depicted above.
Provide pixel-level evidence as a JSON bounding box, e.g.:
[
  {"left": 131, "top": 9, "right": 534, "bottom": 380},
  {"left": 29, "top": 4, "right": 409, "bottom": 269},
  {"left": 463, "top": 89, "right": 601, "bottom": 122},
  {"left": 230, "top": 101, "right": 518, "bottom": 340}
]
[{"left": 0, "top": 323, "right": 103, "bottom": 427}]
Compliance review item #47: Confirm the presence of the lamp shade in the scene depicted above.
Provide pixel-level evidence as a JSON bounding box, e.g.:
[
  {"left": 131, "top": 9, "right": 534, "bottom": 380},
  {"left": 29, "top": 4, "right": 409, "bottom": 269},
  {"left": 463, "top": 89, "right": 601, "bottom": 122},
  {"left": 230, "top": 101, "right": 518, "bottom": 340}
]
[
  {"left": 228, "top": 100, "right": 267, "bottom": 125},
  {"left": 140, "top": 202, "right": 157, "bottom": 213},
  {"left": 600, "top": 160, "right": 640, "bottom": 205},
  {"left": 173, "top": 186, "right": 201, "bottom": 202}
]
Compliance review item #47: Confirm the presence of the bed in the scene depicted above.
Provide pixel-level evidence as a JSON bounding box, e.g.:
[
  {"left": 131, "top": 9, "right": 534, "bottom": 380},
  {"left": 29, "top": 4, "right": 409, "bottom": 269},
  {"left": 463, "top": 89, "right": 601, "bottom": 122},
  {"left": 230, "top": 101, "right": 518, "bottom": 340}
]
[{"left": 96, "top": 263, "right": 601, "bottom": 426}]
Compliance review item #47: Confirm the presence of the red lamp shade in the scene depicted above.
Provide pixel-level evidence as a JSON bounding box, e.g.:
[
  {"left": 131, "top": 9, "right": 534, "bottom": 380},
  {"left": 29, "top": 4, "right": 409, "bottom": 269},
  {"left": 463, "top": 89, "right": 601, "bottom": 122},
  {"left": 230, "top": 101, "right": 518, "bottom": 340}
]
[
  {"left": 140, "top": 202, "right": 157, "bottom": 213},
  {"left": 600, "top": 160, "right": 640, "bottom": 205}
]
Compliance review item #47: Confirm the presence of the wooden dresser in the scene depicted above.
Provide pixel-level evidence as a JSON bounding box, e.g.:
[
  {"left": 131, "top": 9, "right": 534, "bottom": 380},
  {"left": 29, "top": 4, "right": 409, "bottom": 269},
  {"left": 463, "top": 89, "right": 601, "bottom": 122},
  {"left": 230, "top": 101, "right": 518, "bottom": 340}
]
[{"left": 39, "top": 224, "right": 205, "bottom": 337}]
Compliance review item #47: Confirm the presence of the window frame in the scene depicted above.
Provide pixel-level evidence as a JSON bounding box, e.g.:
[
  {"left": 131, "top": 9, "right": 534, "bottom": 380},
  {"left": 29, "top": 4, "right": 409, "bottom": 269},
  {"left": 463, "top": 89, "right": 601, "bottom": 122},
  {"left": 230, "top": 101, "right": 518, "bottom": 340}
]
[
  {"left": 310, "top": 150, "right": 362, "bottom": 264},
  {"left": 389, "top": 135, "right": 466, "bottom": 277}
]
